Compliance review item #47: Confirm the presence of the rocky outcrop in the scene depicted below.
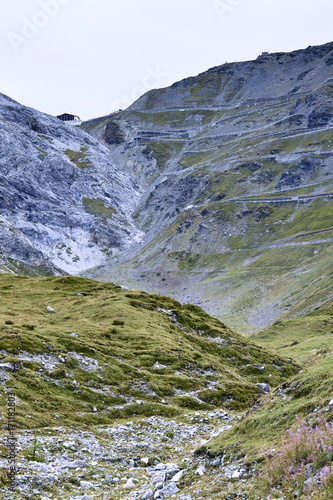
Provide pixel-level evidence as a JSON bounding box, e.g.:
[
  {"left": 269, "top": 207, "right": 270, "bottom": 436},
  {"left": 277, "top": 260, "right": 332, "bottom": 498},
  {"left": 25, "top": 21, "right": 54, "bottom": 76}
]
[
  {"left": 104, "top": 118, "right": 126, "bottom": 145},
  {"left": 276, "top": 156, "right": 322, "bottom": 189}
]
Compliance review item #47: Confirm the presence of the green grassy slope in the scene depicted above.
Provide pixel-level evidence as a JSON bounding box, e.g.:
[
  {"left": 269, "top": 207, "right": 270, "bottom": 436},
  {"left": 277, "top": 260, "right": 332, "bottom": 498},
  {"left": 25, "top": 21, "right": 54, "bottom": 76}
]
[
  {"left": 0, "top": 274, "right": 297, "bottom": 429},
  {"left": 200, "top": 299, "right": 333, "bottom": 462}
]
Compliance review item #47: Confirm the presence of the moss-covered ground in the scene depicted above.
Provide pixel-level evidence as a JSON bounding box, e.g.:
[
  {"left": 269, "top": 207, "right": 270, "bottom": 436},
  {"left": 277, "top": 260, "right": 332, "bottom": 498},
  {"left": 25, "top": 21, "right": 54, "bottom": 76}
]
[{"left": 63, "top": 146, "right": 93, "bottom": 170}]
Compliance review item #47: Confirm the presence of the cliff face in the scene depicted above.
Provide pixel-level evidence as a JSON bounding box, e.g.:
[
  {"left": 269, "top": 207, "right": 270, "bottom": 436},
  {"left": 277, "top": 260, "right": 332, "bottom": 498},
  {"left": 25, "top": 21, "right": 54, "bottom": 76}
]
[
  {"left": 0, "top": 93, "right": 143, "bottom": 275},
  {"left": 1, "top": 42, "right": 333, "bottom": 332}
]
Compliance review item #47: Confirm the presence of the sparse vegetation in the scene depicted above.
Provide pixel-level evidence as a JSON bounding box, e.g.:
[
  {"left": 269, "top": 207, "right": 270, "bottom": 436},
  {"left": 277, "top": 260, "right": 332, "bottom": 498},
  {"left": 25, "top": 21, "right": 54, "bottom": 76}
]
[
  {"left": 82, "top": 197, "right": 116, "bottom": 222},
  {"left": 63, "top": 146, "right": 93, "bottom": 169}
]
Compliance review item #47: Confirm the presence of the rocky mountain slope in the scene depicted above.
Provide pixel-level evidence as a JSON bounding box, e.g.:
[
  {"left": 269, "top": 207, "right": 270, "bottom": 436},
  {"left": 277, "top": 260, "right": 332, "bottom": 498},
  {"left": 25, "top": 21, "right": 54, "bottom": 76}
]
[
  {"left": 0, "top": 274, "right": 296, "bottom": 429},
  {"left": 1, "top": 42, "right": 333, "bottom": 332},
  {"left": 81, "top": 41, "right": 333, "bottom": 332},
  {"left": 0, "top": 93, "right": 143, "bottom": 276}
]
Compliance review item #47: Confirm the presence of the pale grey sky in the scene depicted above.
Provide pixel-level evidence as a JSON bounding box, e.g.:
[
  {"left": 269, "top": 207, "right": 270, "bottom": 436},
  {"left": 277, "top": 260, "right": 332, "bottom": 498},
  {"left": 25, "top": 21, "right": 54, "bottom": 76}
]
[{"left": 1, "top": 0, "right": 332, "bottom": 120}]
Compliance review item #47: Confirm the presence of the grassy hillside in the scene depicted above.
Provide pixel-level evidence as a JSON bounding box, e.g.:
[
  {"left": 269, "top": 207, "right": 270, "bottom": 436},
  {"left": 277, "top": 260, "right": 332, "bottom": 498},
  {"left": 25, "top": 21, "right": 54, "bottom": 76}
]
[
  {"left": 0, "top": 273, "right": 298, "bottom": 430},
  {"left": 200, "top": 299, "right": 333, "bottom": 463}
]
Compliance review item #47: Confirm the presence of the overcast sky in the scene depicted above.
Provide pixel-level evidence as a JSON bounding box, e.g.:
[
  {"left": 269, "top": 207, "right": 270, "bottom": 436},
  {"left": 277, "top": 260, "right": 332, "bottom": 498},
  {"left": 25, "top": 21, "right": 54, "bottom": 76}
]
[{"left": 1, "top": 0, "right": 332, "bottom": 120}]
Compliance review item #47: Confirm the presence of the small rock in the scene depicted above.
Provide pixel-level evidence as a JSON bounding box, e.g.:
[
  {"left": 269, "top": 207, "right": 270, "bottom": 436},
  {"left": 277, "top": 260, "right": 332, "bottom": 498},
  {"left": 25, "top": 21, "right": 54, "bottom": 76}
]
[
  {"left": 153, "top": 362, "right": 167, "bottom": 369},
  {"left": 154, "top": 463, "right": 167, "bottom": 471},
  {"left": 141, "top": 457, "right": 149, "bottom": 466},
  {"left": 28, "top": 462, "right": 53, "bottom": 472},
  {"left": 158, "top": 482, "right": 180, "bottom": 497},
  {"left": 61, "top": 459, "right": 87, "bottom": 469},
  {"left": 256, "top": 383, "right": 270, "bottom": 393},
  {"left": 63, "top": 440, "right": 77, "bottom": 448},
  {"left": 165, "top": 463, "right": 180, "bottom": 479},
  {"left": 46, "top": 306, "right": 54, "bottom": 312},
  {"left": 142, "top": 490, "right": 153, "bottom": 500},
  {"left": 170, "top": 470, "right": 183, "bottom": 482},
  {"left": 123, "top": 477, "right": 136, "bottom": 488},
  {"left": 0, "top": 363, "right": 13, "bottom": 371},
  {"left": 129, "top": 458, "right": 135, "bottom": 468},
  {"left": 68, "top": 332, "right": 79, "bottom": 337},
  {"left": 74, "top": 460, "right": 88, "bottom": 467},
  {"left": 155, "top": 482, "right": 164, "bottom": 490},
  {"left": 195, "top": 465, "right": 205, "bottom": 476},
  {"left": 80, "top": 480, "right": 94, "bottom": 490},
  {"left": 329, "top": 398, "right": 333, "bottom": 406}
]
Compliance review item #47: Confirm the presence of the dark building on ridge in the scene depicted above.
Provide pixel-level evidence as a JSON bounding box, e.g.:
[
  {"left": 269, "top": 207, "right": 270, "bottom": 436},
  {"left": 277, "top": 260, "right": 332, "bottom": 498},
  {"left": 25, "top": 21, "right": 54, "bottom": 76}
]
[{"left": 57, "top": 113, "right": 81, "bottom": 122}]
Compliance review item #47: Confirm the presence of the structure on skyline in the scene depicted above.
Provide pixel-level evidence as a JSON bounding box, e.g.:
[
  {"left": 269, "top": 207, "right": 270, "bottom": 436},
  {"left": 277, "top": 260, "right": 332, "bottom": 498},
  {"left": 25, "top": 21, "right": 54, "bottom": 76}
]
[{"left": 57, "top": 113, "right": 81, "bottom": 125}]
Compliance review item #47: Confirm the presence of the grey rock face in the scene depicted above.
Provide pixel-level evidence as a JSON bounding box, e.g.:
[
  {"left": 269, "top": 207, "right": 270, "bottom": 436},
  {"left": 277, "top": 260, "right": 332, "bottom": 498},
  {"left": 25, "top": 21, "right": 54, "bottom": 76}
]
[
  {"left": 156, "top": 481, "right": 180, "bottom": 497},
  {"left": 0, "top": 93, "right": 142, "bottom": 275},
  {"left": 276, "top": 156, "right": 321, "bottom": 189}
]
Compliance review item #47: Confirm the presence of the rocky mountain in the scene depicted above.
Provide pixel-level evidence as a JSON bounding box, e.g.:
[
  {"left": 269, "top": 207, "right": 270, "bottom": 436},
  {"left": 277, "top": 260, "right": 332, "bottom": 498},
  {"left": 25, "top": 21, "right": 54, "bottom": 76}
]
[
  {"left": 0, "top": 93, "right": 143, "bottom": 276},
  {"left": 1, "top": 41, "right": 333, "bottom": 332},
  {"left": 82, "top": 41, "right": 333, "bottom": 332}
]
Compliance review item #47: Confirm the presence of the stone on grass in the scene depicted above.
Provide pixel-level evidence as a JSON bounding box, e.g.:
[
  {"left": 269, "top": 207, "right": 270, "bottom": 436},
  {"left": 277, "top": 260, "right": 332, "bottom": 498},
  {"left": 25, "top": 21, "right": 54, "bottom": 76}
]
[
  {"left": 142, "top": 490, "right": 153, "bottom": 500},
  {"left": 158, "top": 482, "right": 180, "bottom": 497},
  {"left": 195, "top": 466, "right": 205, "bottom": 476},
  {"left": 170, "top": 470, "right": 183, "bottom": 482},
  {"left": 68, "top": 332, "right": 79, "bottom": 337},
  {"left": 80, "top": 480, "right": 94, "bottom": 490},
  {"left": 256, "top": 383, "right": 270, "bottom": 393},
  {"left": 123, "top": 477, "right": 136, "bottom": 488}
]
